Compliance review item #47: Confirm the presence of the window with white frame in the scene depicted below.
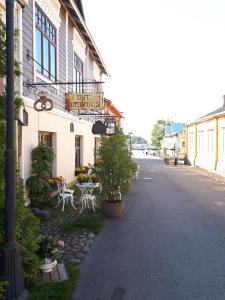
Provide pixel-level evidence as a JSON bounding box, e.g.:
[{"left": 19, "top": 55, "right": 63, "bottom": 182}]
[
  {"left": 198, "top": 133, "right": 204, "bottom": 151},
  {"left": 207, "top": 130, "right": 213, "bottom": 152},
  {"left": 223, "top": 132, "right": 225, "bottom": 154},
  {"left": 35, "top": 4, "right": 57, "bottom": 81},
  {"left": 73, "top": 53, "right": 83, "bottom": 93},
  {"left": 189, "top": 135, "right": 193, "bottom": 151}
]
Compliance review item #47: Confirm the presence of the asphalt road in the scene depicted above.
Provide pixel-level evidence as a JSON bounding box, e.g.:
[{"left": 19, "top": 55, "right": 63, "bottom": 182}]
[{"left": 73, "top": 157, "right": 225, "bottom": 300}]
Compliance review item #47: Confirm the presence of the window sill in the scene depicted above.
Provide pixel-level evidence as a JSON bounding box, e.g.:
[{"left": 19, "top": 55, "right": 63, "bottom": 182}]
[{"left": 35, "top": 72, "right": 59, "bottom": 95}]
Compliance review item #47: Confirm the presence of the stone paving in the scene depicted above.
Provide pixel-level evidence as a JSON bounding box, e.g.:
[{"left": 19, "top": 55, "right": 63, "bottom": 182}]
[{"left": 39, "top": 206, "right": 96, "bottom": 266}]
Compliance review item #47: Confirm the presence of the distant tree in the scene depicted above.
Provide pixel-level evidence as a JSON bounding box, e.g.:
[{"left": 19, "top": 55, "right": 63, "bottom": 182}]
[
  {"left": 151, "top": 119, "right": 171, "bottom": 148},
  {"left": 131, "top": 136, "right": 147, "bottom": 144}
]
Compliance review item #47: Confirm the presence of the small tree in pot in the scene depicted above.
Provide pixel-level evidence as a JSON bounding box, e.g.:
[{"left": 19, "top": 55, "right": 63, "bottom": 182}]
[{"left": 96, "top": 127, "right": 137, "bottom": 217}]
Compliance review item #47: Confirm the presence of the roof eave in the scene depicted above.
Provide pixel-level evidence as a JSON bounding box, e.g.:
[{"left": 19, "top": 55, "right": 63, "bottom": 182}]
[
  {"left": 187, "top": 111, "right": 225, "bottom": 126},
  {"left": 62, "top": 0, "right": 109, "bottom": 76}
]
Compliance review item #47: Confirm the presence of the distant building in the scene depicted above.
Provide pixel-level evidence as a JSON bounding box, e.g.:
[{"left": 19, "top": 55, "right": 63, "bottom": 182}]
[
  {"left": 186, "top": 96, "right": 225, "bottom": 174},
  {"left": 161, "top": 123, "right": 186, "bottom": 159}
]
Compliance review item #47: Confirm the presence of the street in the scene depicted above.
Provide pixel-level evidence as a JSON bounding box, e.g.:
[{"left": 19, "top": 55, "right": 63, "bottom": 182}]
[{"left": 73, "top": 156, "right": 225, "bottom": 300}]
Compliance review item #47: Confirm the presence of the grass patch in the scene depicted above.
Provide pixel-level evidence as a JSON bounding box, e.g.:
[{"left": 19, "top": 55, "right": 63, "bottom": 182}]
[
  {"left": 29, "top": 261, "right": 79, "bottom": 300},
  {"left": 62, "top": 209, "right": 104, "bottom": 235}
]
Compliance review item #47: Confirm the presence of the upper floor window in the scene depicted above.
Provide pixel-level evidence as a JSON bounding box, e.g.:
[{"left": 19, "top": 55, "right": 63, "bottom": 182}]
[
  {"left": 73, "top": 53, "right": 83, "bottom": 93},
  {"left": 35, "top": 4, "right": 56, "bottom": 81}
]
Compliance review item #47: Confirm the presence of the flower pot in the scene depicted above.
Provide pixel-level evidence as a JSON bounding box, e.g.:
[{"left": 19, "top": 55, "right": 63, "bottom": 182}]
[
  {"left": 103, "top": 201, "right": 125, "bottom": 218},
  {"left": 39, "top": 258, "right": 57, "bottom": 273}
]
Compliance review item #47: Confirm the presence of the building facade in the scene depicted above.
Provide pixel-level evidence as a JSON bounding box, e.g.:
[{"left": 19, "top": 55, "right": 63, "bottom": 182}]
[
  {"left": 0, "top": 0, "right": 111, "bottom": 184},
  {"left": 187, "top": 98, "right": 225, "bottom": 174}
]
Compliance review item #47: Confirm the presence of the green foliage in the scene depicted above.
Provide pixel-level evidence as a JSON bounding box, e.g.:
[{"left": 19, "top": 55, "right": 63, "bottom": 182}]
[
  {"left": 130, "top": 135, "right": 148, "bottom": 144},
  {"left": 0, "top": 15, "right": 6, "bottom": 77},
  {"left": 0, "top": 14, "right": 39, "bottom": 284},
  {"left": 26, "top": 145, "right": 54, "bottom": 208},
  {"left": 0, "top": 278, "right": 8, "bottom": 300},
  {"left": 151, "top": 119, "right": 171, "bottom": 148},
  {"left": 31, "top": 145, "right": 54, "bottom": 177},
  {"left": 62, "top": 209, "right": 104, "bottom": 234},
  {"left": 29, "top": 261, "right": 80, "bottom": 300},
  {"left": 96, "top": 127, "right": 137, "bottom": 202},
  {"left": 15, "top": 179, "right": 40, "bottom": 284}
]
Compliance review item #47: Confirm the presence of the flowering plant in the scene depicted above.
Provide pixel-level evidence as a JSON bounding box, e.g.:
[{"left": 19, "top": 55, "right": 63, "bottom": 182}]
[
  {"left": 37, "top": 237, "right": 64, "bottom": 262},
  {"left": 47, "top": 176, "right": 64, "bottom": 184},
  {"left": 77, "top": 173, "right": 90, "bottom": 183},
  {"left": 75, "top": 165, "right": 89, "bottom": 176},
  {"left": 91, "top": 174, "right": 99, "bottom": 183}
]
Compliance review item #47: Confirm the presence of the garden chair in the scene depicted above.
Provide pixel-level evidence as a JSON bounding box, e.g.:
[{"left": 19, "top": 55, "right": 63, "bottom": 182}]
[
  {"left": 78, "top": 182, "right": 99, "bottom": 213},
  {"left": 55, "top": 180, "right": 76, "bottom": 211}
]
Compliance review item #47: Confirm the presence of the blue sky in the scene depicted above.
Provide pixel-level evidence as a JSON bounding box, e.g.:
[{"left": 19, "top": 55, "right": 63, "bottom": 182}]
[{"left": 83, "top": 0, "right": 225, "bottom": 141}]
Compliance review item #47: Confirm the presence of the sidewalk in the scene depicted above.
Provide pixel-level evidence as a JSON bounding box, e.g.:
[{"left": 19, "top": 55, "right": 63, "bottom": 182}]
[{"left": 179, "top": 165, "right": 225, "bottom": 184}]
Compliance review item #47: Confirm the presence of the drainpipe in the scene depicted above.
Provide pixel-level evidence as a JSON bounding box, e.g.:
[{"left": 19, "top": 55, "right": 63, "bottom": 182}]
[
  {"left": 185, "top": 127, "right": 188, "bottom": 164},
  {"left": 194, "top": 123, "right": 197, "bottom": 166},
  {"left": 215, "top": 117, "right": 218, "bottom": 170}
]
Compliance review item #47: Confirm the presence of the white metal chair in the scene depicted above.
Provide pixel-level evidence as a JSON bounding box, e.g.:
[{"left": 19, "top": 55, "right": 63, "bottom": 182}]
[
  {"left": 77, "top": 182, "right": 99, "bottom": 213},
  {"left": 55, "top": 180, "right": 76, "bottom": 211}
]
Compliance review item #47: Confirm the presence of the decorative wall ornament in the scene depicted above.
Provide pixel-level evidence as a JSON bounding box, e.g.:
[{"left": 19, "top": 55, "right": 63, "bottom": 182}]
[{"left": 34, "top": 91, "right": 53, "bottom": 112}]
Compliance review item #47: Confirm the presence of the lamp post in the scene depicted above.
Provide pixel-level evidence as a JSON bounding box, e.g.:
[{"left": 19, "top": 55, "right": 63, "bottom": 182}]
[
  {"left": 128, "top": 132, "right": 132, "bottom": 156},
  {"left": 1, "top": 1, "right": 28, "bottom": 299}
]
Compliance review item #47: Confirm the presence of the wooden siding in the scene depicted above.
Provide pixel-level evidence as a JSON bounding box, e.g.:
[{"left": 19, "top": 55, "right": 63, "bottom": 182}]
[{"left": 22, "top": 0, "right": 97, "bottom": 116}]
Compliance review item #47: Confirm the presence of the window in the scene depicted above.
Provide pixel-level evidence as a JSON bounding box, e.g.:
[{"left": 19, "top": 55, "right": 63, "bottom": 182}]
[
  {"left": 75, "top": 135, "right": 81, "bottom": 168},
  {"left": 35, "top": 5, "right": 56, "bottom": 81},
  {"left": 223, "top": 132, "right": 225, "bottom": 154},
  {"left": 73, "top": 53, "right": 83, "bottom": 92},
  {"left": 39, "top": 131, "right": 52, "bottom": 147},
  {"left": 198, "top": 134, "right": 204, "bottom": 151},
  {"left": 207, "top": 131, "right": 213, "bottom": 152},
  {"left": 189, "top": 135, "right": 193, "bottom": 151}
]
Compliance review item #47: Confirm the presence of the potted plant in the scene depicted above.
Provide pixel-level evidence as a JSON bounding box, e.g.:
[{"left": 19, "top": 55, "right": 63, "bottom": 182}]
[
  {"left": 37, "top": 237, "right": 64, "bottom": 273},
  {"left": 26, "top": 145, "right": 55, "bottom": 208},
  {"left": 96, "top": 127, "right": 137, "bottom": 217},
  {"left": 76, "top": 173, "right": 90, "bottom": 184}
]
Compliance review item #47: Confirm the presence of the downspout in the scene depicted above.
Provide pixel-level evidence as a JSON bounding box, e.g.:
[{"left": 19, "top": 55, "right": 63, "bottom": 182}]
[
  {"left": 194, "top": 123, "right": 197, "bottom": 166},
  {"left": 185, "top": 126, "right": 188, "bottom": 164},
  {"left": 215, "top": 117, "right": 218, "bottom": 170}
]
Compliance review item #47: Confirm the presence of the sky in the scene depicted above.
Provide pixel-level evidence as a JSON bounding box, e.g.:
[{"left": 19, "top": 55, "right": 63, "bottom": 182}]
[{"left": 82, "top": 0, "right": 225, "bottom": 141}]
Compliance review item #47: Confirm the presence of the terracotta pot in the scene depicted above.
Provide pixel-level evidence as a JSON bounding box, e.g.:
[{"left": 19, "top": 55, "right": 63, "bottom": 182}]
[{"left": 103, "top": 201, "right": 125, "bottom": 218}]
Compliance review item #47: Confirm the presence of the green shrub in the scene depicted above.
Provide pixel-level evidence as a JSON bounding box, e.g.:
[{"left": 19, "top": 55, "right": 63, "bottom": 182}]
[
  {"left": 96, "top": 127, "right": 138, "bottom": 202},
  {"left": 26, "top": 145, "right": 54, "bottom": 208}
]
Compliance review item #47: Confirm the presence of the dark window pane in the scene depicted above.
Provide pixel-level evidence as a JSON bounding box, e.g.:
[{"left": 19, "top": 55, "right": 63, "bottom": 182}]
[
  {"left": 43, "top": 37, "right": 49, "bottom": 77},
  {"left": 35, "top": 28, "right": 42, "bottom": 72},
  {"left": 50, "top": 44, "right": 56, "bottom": 81}
]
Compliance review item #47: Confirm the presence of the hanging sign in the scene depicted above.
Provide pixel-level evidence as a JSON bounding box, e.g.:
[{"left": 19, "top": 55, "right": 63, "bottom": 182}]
[{"left": 65, "top": 92, "right": 104, "bottom": 111}]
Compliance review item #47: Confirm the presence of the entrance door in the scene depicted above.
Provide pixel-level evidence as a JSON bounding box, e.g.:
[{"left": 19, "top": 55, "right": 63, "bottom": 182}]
[{"left": 75, "top": 135, "right": 81, "bottom": 168}]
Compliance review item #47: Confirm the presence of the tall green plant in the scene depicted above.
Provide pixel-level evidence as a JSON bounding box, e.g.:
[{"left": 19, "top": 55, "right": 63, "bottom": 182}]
[
  {"left": 96, "top": 127, "right": 137, "bottom": 202},
  {"left": 26, "top": 145, "right": 54, "bottom": 208},
  {"left": 0, "top": 14, "right": 40, "bottom": 283}
]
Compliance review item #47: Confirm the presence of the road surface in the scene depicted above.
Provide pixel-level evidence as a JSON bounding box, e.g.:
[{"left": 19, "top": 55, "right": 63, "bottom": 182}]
[{"left": 73, "top": 157, "right": 225, "bottom": 300}]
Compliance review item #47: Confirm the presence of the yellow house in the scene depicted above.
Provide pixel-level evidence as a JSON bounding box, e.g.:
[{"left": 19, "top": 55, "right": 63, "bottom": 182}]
[{"left": 186, "top": 97, "right": 225, "bottom": 174}]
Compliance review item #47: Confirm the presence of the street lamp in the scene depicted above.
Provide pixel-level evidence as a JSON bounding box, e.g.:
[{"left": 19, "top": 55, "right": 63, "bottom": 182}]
[
  {"left": 128, "top": 132, "right": 133, "bottom": 156},
  {"left": 1, "top": 1, "right": 28, "bottom": 299}
]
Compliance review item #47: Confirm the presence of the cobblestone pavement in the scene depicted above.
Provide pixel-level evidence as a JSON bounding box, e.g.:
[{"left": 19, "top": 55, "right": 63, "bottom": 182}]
[{"left": 39, "top": 205, "right": 96, "bottom": 266}]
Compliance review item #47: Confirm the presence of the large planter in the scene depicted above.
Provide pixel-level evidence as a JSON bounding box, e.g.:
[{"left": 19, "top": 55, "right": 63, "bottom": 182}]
[
  {"left": 39, "top": 258, "right": 57, "bottom": 273},
  {"left": 103, "top": 201, "right": 125, "bottom": 218}
]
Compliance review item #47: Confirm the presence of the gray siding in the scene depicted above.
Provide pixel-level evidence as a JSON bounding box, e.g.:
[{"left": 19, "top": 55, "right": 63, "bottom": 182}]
[{"left": 22, "top": 0, "right": 98, "bottom": 118}]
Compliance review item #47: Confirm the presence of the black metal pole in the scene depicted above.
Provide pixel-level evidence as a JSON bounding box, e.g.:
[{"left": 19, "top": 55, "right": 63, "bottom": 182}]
[{"left": 2, "top": 1, "right": 28, "bottom": 299}]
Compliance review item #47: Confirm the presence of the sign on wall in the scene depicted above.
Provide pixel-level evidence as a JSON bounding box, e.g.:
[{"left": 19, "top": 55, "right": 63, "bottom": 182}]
[{"left": 65, "top": 92, "right": 104, "bottom": 111}]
